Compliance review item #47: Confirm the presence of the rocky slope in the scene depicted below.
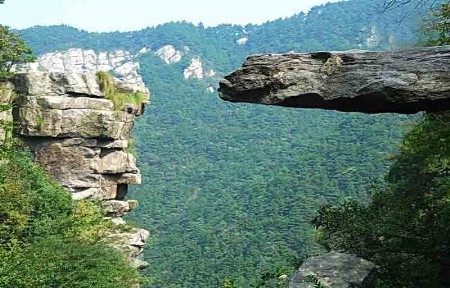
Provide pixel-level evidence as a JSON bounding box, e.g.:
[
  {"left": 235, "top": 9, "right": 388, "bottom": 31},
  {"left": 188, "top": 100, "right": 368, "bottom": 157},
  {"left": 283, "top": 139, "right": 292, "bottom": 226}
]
[
  {"left": 219, "top": 46, "right": 450, "bottom": 113},
  {"left": 4, "top": 71, "right": 151, "bottom": 269}
]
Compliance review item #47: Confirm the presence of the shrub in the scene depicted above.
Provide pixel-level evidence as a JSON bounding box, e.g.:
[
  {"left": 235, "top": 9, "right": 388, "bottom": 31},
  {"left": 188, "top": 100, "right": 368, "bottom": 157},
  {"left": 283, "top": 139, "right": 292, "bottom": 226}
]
[{"left": 96, "top": 71, "right": 147, "bottom": 110}]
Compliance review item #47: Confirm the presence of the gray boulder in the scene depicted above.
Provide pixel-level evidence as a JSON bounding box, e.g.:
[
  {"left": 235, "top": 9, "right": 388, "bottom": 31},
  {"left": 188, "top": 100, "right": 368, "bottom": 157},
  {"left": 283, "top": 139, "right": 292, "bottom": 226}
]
[{"left": 290, "top": 252, "right": 377, "bottom": 288}]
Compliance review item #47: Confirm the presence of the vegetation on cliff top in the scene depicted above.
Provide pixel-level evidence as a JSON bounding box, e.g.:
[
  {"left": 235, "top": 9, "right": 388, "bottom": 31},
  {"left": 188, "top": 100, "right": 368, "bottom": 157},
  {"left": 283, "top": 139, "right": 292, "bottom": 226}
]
[
  {"left": 0, "top": 25, "right": 34, "bottom": 79},
  {"left": 96, "top": 71, "right": 148, "bottom": 111}
]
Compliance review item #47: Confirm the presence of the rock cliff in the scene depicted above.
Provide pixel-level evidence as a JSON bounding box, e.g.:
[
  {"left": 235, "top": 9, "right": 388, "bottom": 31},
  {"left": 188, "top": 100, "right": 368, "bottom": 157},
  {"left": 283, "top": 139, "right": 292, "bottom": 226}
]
[
  {"left": 7, "top": 71, "right": 150, "bottom": 268},
  {"left": 17, "top": 48, "right": 146, "bottom": 88},
  {"left": 219, "top": 45, "right": 450, "bottom": 113}
]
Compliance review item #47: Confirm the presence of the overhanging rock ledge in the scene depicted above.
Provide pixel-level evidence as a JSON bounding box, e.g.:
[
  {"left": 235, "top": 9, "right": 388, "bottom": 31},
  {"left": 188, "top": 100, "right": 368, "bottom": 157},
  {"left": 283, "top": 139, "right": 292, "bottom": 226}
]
[{"left": 219, "top": 46, "right": 450, "bottom": 114}]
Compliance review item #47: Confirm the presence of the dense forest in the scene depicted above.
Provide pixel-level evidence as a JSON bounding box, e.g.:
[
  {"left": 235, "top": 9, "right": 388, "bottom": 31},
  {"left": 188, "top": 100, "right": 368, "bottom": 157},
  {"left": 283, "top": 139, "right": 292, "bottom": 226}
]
[{"left": 11, "top": 0, "right": 446, "bottom": 287}]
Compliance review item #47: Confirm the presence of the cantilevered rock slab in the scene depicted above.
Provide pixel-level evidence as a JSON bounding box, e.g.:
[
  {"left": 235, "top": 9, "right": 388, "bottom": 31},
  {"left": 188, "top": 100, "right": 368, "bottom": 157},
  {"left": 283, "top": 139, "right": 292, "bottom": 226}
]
[{"left": 219, "top": 46, "right": 450, "bottom": 114}]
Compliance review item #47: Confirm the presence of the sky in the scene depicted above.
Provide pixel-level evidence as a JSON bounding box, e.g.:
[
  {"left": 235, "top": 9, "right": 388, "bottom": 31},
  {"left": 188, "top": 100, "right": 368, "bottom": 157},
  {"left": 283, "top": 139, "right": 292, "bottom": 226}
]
[{"left": 0, "top": 0, "right": 339, "bottom": 32}]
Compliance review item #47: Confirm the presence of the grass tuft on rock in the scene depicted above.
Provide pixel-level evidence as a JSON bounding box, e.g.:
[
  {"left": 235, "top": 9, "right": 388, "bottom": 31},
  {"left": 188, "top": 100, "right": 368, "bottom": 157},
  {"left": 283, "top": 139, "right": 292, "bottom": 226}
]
[{"left": 96, "top": 71, "right": 147, "bottom": 111}]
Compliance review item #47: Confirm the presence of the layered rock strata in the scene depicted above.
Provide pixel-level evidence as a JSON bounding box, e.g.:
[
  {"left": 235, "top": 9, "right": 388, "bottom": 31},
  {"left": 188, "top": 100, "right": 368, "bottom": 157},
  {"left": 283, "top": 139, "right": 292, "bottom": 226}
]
[
  {"left": 10, "top": 71, "right": 150, "bottom": 267},
  {"left": 219, "top": 45, "right": 450, "bottom": 114},
  {"left": 16, "top": 48, "right": 146, "bottom": 88}
]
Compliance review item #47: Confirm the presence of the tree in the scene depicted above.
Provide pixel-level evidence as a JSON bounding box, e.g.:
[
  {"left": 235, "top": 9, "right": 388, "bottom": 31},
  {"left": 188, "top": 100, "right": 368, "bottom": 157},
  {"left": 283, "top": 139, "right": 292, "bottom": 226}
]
[
  {"left": 0, "top": 25, "right": 34, "bottom": 78},
  {"left": 425, "top": 3, "right": 450, "bottom": 45}
]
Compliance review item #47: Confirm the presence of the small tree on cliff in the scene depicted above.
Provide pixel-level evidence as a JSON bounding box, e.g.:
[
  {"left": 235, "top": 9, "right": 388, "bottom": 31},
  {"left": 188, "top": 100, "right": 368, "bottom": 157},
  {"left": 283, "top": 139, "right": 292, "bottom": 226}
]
[{"left": 0, "top": 25, "right": 35, "bottom": 79}]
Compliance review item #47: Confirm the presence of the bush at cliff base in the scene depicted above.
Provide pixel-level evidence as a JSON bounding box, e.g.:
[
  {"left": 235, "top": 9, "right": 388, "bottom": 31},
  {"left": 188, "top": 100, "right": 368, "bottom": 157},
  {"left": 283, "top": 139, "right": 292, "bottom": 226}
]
[
  {"left": 0, "top": 139, "right": 142, "bottom": 288},
  {"left": 313, "top": 111, "right": 450, "bottom": 287}
]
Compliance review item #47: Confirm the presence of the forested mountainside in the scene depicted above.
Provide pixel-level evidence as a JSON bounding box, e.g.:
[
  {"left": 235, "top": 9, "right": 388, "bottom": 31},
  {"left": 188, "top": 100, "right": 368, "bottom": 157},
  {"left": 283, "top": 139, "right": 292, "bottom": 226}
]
[{"left": 18, "top": 0, "right": 429, "bottom": 287}]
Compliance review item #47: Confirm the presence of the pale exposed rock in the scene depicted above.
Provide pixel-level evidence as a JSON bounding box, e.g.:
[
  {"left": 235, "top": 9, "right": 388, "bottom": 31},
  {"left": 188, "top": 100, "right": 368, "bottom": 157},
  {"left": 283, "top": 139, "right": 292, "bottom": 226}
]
[
  {"left": 102, "top": 200, "right": 139, "bottom": 217},
  {"left": 219, "top": 46, "right": 450, "bottom": 113},
  {"left": 17, "top": 48, "right": 147, "bottom": 90},
  {"left": 13, "top": 72, "right": 147, "bottom": 201},
  {"left": 107, "top": 228, "right": 150, "bottom": 256},
  {"left": 110, "top": 217, "right": 127, "bottom": 226},
  {"left": 97, "top": 150, "right": 131, "bottom": 174},
  {"left": 13, "top": 72, "right": 103, "bottom": 97},
  {"left": 103, "top": 200, "right": 131, "bottom": 217},
  {"left": 236, "top": 37, "right": 248, "bottom": 45},
  {"left": 96, "top": 139, "right": 129, "bottom": 149},
  {"left": 118, "top": 173, "right": 142, "bottom": 185},
  {"left": 289, "top": 252, "right": 377, "bottom": 288},
  {"left": 184, "top": 57, "right": 204, "bottom": 79},
  {"left": 129, "top": 258, "right": 149, "bottom": 270},
  {"left": 71, "top": 188, "right": 98, "bottom": 200},
  {"left": 138, "top": 47, "right": 150, "bottom": 54},
  {"left": 365, "top": 26, "right": 379, "bottom": 48},
  {"left": 9, "top": 70, "right": 150, "bottom": 273},
  {"left": 155, "top": 45, "right": 183, "bottom": 64},
  {"left": 0, "top": 81, "right": 14, "bottom": 142},
  {"left": 15, "top": 95, "right": 113, "bottom": 110},
  {"left": 205, "top": 69, "right": 216, "bottom": 77},
  {"left": 16, "top": 106, "right": 134, "bottom": 139}
]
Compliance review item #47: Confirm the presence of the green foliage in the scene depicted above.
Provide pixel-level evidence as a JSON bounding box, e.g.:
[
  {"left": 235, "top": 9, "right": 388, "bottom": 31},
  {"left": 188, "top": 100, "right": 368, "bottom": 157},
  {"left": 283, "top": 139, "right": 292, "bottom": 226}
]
[
  {"left": 424, "top": 3, "right": 450, "bottom": 46},
  {"left": 0, "top": 237, "right": 140, "bottom": 288},
  {"left": 0, "top": 25, "right": 35, "bottom": 79},
  {"left": 306, "top": 274, "right": 326, "bottom": 288},
  {"left": 15, "top": 0, "right": 430, "bottom": 286},
  {"left": 96, "top": 71, "right": 147, "bottom": 110},
  {"left": 125, "top": 52, "right": 411, "bottom": 287},
  {"left": 313, "top": 112, "right": 450, "bottom": 287},
  {"left": 0, "top": 138, "right": 142, "bottom": 287},
  {"left": 313, "top": 4, "right": 450, "bottom": 287}
]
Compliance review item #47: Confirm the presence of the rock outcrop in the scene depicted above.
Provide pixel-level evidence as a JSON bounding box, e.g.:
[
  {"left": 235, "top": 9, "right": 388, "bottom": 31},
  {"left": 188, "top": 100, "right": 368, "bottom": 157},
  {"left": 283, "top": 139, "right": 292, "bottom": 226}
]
[
  {"left": 289, "top": 252, "right": 377, "bottom": 288},
  {"left": 184, "top": 57, "right": 204, "bottom": 79},
  {"left": 0, "top": 81, "right": 14, "bottom": 142},
  {"left": 16, "top": 48, "right": 146, "bottom": 88},
  {"left": 155, "top": 45, "right": 183, "bottom": 64},
  {"left": 219, "top": 45, "right": 450, "bottom": 114},
  {"left": 12, "top": 72, "right": 149, "bottom": 201},
  {"left": 9, "top": 71, "right": 150, "bottom": 267}
]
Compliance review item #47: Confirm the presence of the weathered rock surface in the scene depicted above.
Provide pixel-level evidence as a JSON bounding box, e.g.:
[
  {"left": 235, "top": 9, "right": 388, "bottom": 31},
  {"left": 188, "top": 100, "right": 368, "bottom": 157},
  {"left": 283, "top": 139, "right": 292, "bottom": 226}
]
[
  {"left": 155, "top": 45, "right": 183, "bottom": 64},
  {"left": 184, "top": 57, "right": 204, "bottom": 79},
  {"left": 0, "top": 81, "right": 15, "bottom": 142},
  {"left": 16, "top": 48, "right": 147, "bottom": 89},
  {"left": 289, "top": 252, "right": 377, "bottom": 288},
  {"left": 3, "top": 70, "right": 151, "bottom": 272},
  {"left": 219, "top": 46, "right": 450, "bottom": 114},
  {"left": 12, "top": 72, "right": 148, "bottom": 200}
]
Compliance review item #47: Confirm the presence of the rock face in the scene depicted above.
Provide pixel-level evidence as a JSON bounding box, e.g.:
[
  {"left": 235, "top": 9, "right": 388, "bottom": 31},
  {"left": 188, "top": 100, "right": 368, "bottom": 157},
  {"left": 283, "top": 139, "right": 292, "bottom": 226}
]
[
  {"left": 12, "top": 72, "right": 149, "bottom": 201},
  {"left": 184, "top": 57, "right": 204, "bottom": 79},
  {"left": 289, "top": 252, "right": 377, "bottom": 288},
  {"left": 0, "top": 81, "right": 15, "bottom": 142},
  {"left": 219, "top": 46, "right": 450, "bottom": 114},
  {"left": 9, "top": 71, "right": 151, "bottom": 268},
  {"left": 155, "top": 45, "right": 183, "bottom": 64},
  {"left": 16, "top": 48, "right": 146, "bottom": 89}
]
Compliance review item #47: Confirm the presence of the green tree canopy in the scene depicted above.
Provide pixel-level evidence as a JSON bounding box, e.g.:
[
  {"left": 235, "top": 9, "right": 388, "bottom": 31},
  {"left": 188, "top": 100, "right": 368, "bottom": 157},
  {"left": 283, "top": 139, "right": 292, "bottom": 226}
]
[{"left": 0, "top": 25, "right": 34, "bottom": 78}]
